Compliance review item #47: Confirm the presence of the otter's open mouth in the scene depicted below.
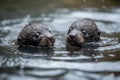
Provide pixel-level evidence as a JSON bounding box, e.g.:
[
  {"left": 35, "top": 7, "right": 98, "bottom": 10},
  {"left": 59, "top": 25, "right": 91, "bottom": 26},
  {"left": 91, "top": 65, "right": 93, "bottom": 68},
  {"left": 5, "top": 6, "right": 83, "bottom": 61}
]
[
  {"left": 39, "top": 40, "right": 54, "bottom": 48},
  {"left": 38, "top": 44, "right": 53, "bottom": 49},
  {"left": 68, "top": 41, "right": 83, "bottom": 47}
]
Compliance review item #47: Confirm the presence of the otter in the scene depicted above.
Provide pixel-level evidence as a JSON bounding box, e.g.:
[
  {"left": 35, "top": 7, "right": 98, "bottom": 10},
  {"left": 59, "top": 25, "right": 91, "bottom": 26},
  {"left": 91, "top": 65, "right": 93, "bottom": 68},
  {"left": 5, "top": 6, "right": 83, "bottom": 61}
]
[
  {"left": 17, "top": 23, "right": 55, "bottom": 48},
  {"left": 66, "top": 18, "right": 101, "bottom": 47}
]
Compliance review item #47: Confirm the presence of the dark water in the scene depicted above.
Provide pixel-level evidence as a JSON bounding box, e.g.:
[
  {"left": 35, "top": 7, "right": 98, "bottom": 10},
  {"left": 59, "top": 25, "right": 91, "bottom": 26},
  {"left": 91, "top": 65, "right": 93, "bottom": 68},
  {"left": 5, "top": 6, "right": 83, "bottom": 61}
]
[{"left": 0, "top": 0, "right": 120, "bottom": 80}]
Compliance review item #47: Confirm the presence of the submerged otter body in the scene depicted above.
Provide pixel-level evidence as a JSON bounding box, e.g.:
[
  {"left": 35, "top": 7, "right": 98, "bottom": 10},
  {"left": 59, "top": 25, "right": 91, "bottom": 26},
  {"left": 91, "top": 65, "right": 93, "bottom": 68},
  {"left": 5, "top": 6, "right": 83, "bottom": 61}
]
[
  {"left": 17, "top": 23, "right": 55, "bottom": 48},
  {"left": 66, "top": 18, "right": 101, "bottom": 47}
]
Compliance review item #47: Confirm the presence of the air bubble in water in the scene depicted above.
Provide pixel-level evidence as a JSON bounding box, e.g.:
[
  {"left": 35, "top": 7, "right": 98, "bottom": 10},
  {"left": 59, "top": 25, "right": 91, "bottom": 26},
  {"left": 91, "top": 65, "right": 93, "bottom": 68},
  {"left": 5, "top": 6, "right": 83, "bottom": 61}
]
[{"left": 102, "top": 6, "right": 106, "bottom": 9}]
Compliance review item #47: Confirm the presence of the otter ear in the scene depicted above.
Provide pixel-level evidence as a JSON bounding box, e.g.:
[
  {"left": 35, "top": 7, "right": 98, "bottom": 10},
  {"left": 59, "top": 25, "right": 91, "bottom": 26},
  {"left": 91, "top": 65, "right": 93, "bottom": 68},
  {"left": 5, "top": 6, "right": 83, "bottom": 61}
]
[
  {"left": 17, "top": 38, "right": 23, "bottom": 46},
  {"left": 95, "top": 31, "right": 101, "bottom": 41},
  {"left": 97, "top": 31, "right": 101, "bottom": 36}
]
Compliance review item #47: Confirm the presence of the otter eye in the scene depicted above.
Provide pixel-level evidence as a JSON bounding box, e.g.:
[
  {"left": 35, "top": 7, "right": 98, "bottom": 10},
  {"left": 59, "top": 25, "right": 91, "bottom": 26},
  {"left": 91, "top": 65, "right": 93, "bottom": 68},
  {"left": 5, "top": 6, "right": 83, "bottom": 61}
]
[
  {"left": 49, "top": 30, "right": 51, "bottom": 33},
  {"left": 34, "top": 32, "right": 41, "bottom": 38},
  {"left": 35, "top": 33, "right": 39, "bottom": 38},
  {"left": 81, "top": 29, "right": 87, "bottom": 35}
]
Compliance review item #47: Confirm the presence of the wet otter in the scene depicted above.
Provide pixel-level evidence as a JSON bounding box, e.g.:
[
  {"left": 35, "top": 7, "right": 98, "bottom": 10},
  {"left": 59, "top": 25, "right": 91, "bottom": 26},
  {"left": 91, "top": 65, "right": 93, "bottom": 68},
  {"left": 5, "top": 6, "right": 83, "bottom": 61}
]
[
  {"left": 17, "top": 23, "right": 55, "bottom": 48},
  {"left": 66, "top": 18, "right": 101, "bottom": 47}
]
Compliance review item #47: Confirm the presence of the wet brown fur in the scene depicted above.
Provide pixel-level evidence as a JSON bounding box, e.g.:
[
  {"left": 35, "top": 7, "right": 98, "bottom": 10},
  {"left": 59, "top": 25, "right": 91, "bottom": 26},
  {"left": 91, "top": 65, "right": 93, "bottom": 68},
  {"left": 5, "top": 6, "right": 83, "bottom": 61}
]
[
  {"left": 66, "top": 18, "right": 101, "bottom": 47},
  {"left": 17, "top": 23, "right": 55, "bottom": 48}
]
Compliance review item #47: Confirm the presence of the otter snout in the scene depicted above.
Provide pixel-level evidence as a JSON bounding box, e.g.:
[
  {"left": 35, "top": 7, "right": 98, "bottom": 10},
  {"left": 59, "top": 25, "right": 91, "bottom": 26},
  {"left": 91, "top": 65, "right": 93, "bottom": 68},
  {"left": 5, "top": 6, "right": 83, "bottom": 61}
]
[
  {"left": 66, "top": 29, "right": 85, "bottom": 46},
  {"left": 39, "top": 32, "right": 55, "bottom": 47}
]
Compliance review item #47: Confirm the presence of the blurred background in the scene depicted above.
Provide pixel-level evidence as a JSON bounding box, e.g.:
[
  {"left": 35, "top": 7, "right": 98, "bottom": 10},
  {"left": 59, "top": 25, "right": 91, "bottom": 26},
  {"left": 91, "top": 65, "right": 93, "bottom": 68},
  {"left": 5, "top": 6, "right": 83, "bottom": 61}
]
[
  {"left": 0, "top": 0, "right": 120, "bottom": 20},
  {"left": 0, "top": 0, "right": 120, "bottom": 80}
]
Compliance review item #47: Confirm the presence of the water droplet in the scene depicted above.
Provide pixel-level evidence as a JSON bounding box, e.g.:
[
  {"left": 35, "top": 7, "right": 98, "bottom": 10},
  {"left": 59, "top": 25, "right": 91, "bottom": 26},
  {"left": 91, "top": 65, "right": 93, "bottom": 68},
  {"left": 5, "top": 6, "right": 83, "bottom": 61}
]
[
  {"left": 83, "top": 0, "right": 86, "bottom": 2},
  {"left": 102, "top": 6, "right": 106, "bottom": 9},
  {"left": 108, "top": 54, "right": 115, "bottom": 57},
  {"left": 92, "top": 54, "right": 95, "bottom": 56},
  {"left": 95, "top": 59, "right": 98, "bottom": 62}
]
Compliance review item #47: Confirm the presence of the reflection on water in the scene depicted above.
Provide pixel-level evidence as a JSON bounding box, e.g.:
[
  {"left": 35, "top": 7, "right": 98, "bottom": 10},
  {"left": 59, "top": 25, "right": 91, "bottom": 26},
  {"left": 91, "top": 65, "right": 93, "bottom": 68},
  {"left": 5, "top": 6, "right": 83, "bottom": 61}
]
[{"left": 0, "top": 0, "right": 120, "bottom": 80}]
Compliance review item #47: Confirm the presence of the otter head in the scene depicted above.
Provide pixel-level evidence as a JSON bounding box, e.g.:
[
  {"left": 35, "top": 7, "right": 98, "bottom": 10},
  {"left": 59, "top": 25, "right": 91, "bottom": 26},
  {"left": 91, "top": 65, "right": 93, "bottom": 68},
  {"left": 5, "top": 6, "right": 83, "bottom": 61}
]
[
  {"left": 17, "top": 23, "right": 55, "bottom": 48},
  {"left": 66, "top": 18, "right": 101, "bottom": 47}
]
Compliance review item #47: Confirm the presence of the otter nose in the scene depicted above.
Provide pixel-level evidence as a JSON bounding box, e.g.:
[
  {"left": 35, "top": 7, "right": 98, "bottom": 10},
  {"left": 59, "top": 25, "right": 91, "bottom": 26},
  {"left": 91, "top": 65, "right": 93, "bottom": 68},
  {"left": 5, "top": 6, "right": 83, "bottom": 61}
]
[
  {"left": 70, "top": 34, "right": 76, "bottom": 39},
  {"left": 68, "top": 29, "right": 78, "bottom": 39},
  {"left": 69, "top": 32, "right": 77, "bottom": 40},
  {"left": 42, "top": 31, "right": 55, "bottom": 43}
]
